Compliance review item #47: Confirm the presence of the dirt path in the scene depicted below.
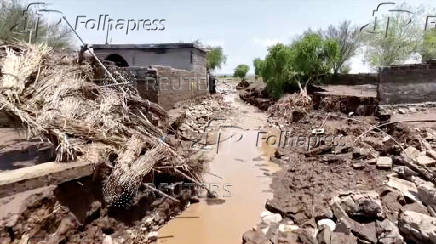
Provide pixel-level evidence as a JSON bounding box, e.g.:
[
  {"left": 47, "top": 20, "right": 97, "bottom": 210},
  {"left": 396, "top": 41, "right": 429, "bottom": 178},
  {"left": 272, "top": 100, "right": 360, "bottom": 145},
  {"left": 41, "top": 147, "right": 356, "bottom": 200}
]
[{"left": 158, "top": 85, "right": 280, "bottom": 244}]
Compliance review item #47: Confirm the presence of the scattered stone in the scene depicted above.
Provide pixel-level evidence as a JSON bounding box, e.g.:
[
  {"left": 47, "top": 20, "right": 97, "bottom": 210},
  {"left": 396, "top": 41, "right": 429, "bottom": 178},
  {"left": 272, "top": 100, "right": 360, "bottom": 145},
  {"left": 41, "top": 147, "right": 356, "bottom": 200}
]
[
  {"left": 376, "top": 219, "right": 403, "bottom": 244},
  {"left": 399, "top": 211, "right": 436, "bottom": 244},
  {"left": 242, "top": 230, "right": 270, "bottom": 244},
  {"left": 403, "top": 146, "right": 420, "bottom": 161},
  {"left": 416, "top": 155, "right": 436, "bottom": 167},
  {"left": 330, "top": 232, "right": 358, "bottom": 244},
  {"left": 261, "top": 210, "right": 282, "bottom": 225},
  {"left": 416, "top": 179, "right": 436, "bottom": 211},
  {"left": 398, "top": 108, "right": 406, "bottom": 114},
  {"left": 386, "top": 176, "right": 418, "bottom": 201},
  {"left": 377, "top": 156, "right": 393, "bottom": 169},
  {"left": 317, "top": 225, "right": 332, "bottom": 244},
  {"left": 317, "top": 218, "right": 336, "bottom": 231},
  {"left": 352, "top": 162, "right": 364, "bottom": 170},
  {"left": 147, "top": 231, "right": 158, "bottom": 242},
  {"left": 278, "top": 223, "right": 299, "bottom": 233},
  {"left": 409, "top": 107, "right": 417, "bottom": 113},
  {"left": 102, "top": 235, "right": 113, "bottom": 244}
]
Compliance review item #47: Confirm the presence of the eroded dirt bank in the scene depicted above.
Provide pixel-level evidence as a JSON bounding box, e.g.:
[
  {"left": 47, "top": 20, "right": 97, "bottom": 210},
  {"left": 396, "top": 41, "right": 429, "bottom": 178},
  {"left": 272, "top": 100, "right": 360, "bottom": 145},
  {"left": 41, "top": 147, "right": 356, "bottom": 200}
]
[{"left": 239, "top": 83, "right": 436, "bottom": 244}]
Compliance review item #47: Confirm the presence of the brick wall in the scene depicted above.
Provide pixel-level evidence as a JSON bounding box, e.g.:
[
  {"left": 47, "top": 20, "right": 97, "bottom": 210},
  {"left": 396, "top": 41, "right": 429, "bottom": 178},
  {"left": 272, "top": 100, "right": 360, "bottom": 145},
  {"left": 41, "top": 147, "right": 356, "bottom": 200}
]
[
  {"left": 153, "top": 65, "right": 208, "bottom": 109},
  {"left": 378, "top": 63, "right": 436, "bottom": 104},
  {"left": 120, "top": 65, "right": 208, "bottom": 110}
]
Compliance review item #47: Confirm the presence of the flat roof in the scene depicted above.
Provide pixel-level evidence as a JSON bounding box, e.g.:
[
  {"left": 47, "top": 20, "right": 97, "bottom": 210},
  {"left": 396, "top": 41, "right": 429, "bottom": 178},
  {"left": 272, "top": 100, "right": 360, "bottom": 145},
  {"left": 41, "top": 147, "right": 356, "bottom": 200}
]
[{"left": 90, "top": 43, "right": 207, "bottom": 52}]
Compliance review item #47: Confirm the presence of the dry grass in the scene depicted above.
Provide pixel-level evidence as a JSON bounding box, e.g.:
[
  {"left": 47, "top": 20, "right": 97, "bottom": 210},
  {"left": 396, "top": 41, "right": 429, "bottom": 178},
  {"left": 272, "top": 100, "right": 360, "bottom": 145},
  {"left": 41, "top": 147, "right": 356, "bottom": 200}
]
[{"left": 0, "top": 43, "right": 200, "bottom": 208}]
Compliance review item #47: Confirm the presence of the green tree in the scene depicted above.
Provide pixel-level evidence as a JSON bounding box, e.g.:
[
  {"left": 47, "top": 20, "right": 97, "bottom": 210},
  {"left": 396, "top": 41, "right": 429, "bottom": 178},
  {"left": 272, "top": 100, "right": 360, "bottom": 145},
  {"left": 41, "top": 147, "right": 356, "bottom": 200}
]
[
  {"left": 362, "top": 4, "right": 423, "bottom": 67},
  {"left": 423, "top": 29, "right": 436, "bottom": 61},
  {"left": 261, "top": 43, "right": 295, "bottom": 98},
  {"left": 321, "top": 20, "right": 361, "bottom": 74},
  {"left": 260, "top": 34, "right": 339, "bottom": 99},
  {"left": 291, "top": 33, "right": 340, "bottom": 86},
  {"left": 0, "top": 0, "right": 74, "bottom": 48},
  {"left": 207, "top": 47, "right": 227, "bottom": 71},
  {"left": 253, "top": 58, "right": 265, "bottom": 77},
  {"left": 233, "top": 64, "right": 250, "bottom": 79}
]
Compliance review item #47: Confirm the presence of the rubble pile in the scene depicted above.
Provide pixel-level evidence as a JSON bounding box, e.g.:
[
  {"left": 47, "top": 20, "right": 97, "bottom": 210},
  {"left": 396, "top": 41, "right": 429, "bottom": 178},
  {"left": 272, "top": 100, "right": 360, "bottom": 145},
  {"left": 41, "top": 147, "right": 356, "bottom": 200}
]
[
  {"left": 238, "top": 82, "right": 274, "bottom": 110},
  {"left": 167, "top": 94, "right": 231, "bottom": 152},
  {"left": 267, "top": 93, "right": 312, "bottom": 126},
  {"left": 0, "top": 43, "right": 203, "bottom": 243},
  {"left": 242, "top": 98, "right": 436, "bottom": 243}
]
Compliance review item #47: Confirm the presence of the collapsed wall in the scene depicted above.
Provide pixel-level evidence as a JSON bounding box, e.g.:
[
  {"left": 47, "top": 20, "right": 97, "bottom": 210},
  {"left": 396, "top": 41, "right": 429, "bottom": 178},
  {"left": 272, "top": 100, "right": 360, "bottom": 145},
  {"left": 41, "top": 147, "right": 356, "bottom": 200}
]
[
  {"left": 123, "top": 66, "right": 209, "bottom": 110},
  {"left": 378, "top": 63, "right": 436, "bottom": 104}
]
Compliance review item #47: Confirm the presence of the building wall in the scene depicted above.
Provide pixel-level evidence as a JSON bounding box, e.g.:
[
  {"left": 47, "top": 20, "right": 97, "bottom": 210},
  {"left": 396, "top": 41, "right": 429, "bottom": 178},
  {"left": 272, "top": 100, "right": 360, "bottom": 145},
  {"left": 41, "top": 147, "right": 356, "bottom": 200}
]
[
  {"left": 154, "top": 65, "right": 208, "bottom": 109},
  {"left": 120, "top": 65, "right": 208, "bottom": 110},
  {"left": 378, "top": 64, "right": 436, "bottom": 104},
  {"left": 93, "top": 48, "right": 207, "bottom": 74}
]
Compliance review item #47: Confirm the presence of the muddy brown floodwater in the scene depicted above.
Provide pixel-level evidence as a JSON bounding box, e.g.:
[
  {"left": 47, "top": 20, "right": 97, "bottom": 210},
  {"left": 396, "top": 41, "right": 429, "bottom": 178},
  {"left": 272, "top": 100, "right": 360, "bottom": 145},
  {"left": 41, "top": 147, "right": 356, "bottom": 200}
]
[{"left": 158, "top": 91, "right": 280, "bottom": 244}]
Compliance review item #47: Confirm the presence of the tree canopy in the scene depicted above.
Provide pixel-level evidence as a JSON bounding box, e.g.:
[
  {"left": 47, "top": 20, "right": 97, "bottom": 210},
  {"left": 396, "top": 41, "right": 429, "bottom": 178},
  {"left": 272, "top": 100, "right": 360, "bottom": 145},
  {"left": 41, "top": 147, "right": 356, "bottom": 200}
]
[
  {"left": 0, "top": 0, "right": 74, "bottom": 48},
  {"left": 207, "top": 47, "right": 227, "bottom": 71},
  {"left": 259, "top": 33, "right": 340, "bottom": 98},
  {"left": 321, "top": 20, "right": 361, "bottom": 74},
  {"left": 233, "top": 64, "right": 250, "bottom": 79}
]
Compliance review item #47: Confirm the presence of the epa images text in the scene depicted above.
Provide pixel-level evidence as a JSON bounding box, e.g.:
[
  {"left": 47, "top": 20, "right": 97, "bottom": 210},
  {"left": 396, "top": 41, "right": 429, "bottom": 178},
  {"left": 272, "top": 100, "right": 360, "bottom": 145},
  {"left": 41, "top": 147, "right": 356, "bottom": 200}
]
[{"left": 75, "top": 15, "right": 166, "bottom": 35}]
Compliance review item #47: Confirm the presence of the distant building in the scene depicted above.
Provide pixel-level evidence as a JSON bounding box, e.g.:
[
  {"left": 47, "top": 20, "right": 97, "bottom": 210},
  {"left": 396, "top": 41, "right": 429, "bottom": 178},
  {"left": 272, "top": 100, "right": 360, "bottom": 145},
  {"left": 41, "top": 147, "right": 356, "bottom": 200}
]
[
  {"left": 91, "top": 43, "right": 207, "bottom": 74},
  {"left": 91, "top": 43, "right": 209, "bottom": 109}
]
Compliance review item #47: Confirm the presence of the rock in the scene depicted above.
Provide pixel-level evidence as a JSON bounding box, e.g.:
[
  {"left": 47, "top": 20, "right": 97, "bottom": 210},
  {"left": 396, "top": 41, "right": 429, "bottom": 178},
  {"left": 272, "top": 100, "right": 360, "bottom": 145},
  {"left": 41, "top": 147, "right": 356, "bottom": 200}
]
[
  {"left": 351, "top": 220, "right": 377, "bottom": 243},
  {"left": 334, "top": 191, "right": 383, "bottom": 219},
  {"left": 377, "top": 156, "right": 393, "bottom": 169},
  {"left": 398, "top": 108, "right": 406, "bottom": 114},
  {"left": 403, "top": 146, "right": 420, "bottom": 161},
  {"left": 144, "top": 217, "right": 153, "bottom": 226},
  {"left": 386, "top": 176, "right": 418, "bottom": 201},
  {"left": 317, "top": 218, "right": 336, "bottom": 231},
  {"left": 242, "top": 230, "right": 270, "bottom": 244},
  {"left": 416, "top": 155, "right": 436, "bottom": 167},
  {"left": 317, "top": 225, "right": 332, "bottom": 244},
  {"left": 278, "top": 223, "right": 299, "bottom": 233},
  {"left": 352, "top": 162, "right": 364, "bottom": 170},
  {"left": 416, "top": 179, "right": 436, "bottom": 211},
  {"left": 147, "top": 231, "right": 158, "bottom": 242},
  {"left": 330, "top": 232, "right": 358, "bottom": 244},
  {"left": 409, "top": 107, "right": 417, "bottom": 113},
  {"left": 102, "top": 235, "right": 113, "bottom": 244},
  {"left": 261, "top": 210, "right": 282, "bottom": 225},
  {"left": 399, "top": 211, "right": 436, "bottom": 244},
  {"left": 376, "top": 219, "right": 403, "bottom": 244}
]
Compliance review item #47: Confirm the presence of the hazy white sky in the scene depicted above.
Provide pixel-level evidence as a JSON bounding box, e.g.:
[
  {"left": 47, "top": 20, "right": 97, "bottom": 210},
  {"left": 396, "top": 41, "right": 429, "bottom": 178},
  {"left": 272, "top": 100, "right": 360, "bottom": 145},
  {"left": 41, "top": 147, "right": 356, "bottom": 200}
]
[{"left": 34, "top": 0, "right": 436, "bottom": 74}]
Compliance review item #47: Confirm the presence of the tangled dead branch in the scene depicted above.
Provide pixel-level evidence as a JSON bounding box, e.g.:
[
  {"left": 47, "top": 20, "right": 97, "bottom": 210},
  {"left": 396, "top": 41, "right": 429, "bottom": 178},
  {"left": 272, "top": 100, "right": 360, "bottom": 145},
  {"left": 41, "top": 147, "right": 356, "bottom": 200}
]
[{"left": 0, "top": 43, "right": 199, "bottom": 208}]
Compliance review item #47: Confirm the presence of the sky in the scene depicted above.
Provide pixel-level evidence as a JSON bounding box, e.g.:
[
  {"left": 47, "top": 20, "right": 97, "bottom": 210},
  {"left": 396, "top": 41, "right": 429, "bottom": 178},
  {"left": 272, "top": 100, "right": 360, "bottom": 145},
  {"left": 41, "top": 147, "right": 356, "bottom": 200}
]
[{"left": 30, "top": 0, "right": 436, "bottom": 74}]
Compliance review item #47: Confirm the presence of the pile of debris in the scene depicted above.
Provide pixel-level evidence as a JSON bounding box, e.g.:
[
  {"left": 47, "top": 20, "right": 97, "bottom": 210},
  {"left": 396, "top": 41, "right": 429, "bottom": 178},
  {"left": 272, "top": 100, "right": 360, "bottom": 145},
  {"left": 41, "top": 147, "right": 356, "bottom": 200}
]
[
  {"left": 168, "top": 95, "right": 231, "bottom": 152},
  {"left": 242, "top": 95, "right": 436, "bottom": 243},
  {"left": 238, "top": 82, "right": 274, "bottom": 111},
  {"left": 0, "top": 43, "right": 203, "bottom": 243},
  {"left": 267, "top": 93, "right": 312, "bottom": 126}
]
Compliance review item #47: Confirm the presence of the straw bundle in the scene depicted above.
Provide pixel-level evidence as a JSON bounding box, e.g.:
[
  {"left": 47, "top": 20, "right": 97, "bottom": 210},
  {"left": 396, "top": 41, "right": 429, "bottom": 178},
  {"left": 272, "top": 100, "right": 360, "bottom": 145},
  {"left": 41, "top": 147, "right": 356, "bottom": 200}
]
[{"left": 0, "top": 43, "right": 199, "bottom": 208}]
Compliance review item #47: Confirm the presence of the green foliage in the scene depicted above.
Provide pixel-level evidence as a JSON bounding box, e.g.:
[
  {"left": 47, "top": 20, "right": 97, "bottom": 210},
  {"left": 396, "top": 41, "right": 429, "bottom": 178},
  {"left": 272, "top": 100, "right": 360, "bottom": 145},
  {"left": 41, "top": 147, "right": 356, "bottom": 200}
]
[
  {"left": 321, "top": 21, "right": 361, "bottom": 74},
  {"left": 253, "top": 58, "right": 265, "bottom": 77},
  {"left": 291, "top": 33, "right": 340, "bottom": 82},
  {"left": 0, "top": 0, "right": 74, "bottom": 48},
  {"left": 259, "top": 33, "right": 340, "bottom": 99},
  {"left": 423, "top": 29, "right": 436, "bottom": 61},
  {"left": 262, "top": 43, "right": 296, "bottom": 98},
  {"left": 362, "top": 4, "right": 423, "bottom": 67},
  {"left": 207, "top": 47, "right": 227, "bottom": 71},
  {"left": 233, "top": 64, "right": 250, "bottom": 79}
]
